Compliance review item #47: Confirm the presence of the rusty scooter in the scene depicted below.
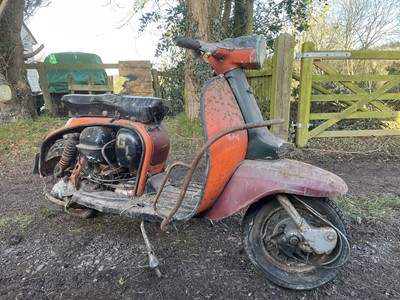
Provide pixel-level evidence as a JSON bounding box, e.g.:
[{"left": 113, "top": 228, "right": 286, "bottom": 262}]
[{"left": 35, "top": 34, "right": 350, "bottom": 290}]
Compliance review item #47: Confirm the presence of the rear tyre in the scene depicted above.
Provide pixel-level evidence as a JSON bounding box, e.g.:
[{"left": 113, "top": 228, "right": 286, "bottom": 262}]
[
  {"left": 65, "top": 203, "right": 98, "bottom": 219},
  {"left": 242, "top": 195, "right": 349, "bottom": 290},
  {"left": 45, "top": 140, "right": 98, "bottom": 219}
]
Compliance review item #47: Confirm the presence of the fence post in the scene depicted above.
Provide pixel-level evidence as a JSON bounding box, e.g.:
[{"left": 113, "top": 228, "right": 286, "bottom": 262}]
[
  {"left": 151, "top": 68, "right": 161, "bottom": 97},
  {"left": 36, "top": 62, "right": 53, "bottom": 113},
  {"left": 296, "top": 42, "right": 315, "bottom": 147},
  {"left": 270, "top": 34, "right": 295, "bottom": 141}
]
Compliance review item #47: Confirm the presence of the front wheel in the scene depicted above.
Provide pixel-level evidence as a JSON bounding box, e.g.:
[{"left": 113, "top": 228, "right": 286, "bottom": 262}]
[{"left": 242, "top": 195, "right": 350, "bottom": 290}]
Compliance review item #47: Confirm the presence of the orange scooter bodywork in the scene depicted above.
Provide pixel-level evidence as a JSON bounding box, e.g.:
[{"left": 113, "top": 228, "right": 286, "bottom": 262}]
[{"left": 196, "top": 75, "right": 248, "bottom": 213}]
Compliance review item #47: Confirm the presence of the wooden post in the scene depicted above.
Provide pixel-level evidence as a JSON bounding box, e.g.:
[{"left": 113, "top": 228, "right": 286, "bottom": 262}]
[
  {"left": 296, "top": 42, "right": 315, "bottom": 147},
  {"left": 67, "top": 74, "right": 74, "bottom": 94},
  {"left": 88, "top": 75, "right": 94, "bottom": 95},
  {"left": 118, "top": 61, "right": 153, "bottom": 96},
  {"left": 270, "top": 34, "right": 295, "bottom": 141},
  {"left": 151, "top": 68, "right": 161, "bottom": 98},
  {"left": 107, "top": 76, "right": 113, "bottom": 94},
  {"left": 36, "top": 62, "right": 53, "bottom": 113}
]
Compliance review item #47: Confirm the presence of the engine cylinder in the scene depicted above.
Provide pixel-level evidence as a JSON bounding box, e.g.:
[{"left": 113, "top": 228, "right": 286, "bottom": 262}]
[
  {"left": 115, "top": 129, "right": 142, "bottom": 168},
  {"left": 76, "top": 126, "right": 115, "bottom": 164}
]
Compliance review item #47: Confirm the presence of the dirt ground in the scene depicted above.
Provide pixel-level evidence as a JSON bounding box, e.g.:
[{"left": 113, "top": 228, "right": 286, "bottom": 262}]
[{"left": 0, "top": 143, "right": 399, "bottom": 300}]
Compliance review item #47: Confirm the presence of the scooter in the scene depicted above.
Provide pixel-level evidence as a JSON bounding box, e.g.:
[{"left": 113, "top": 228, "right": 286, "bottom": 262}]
[{"left": 35, "top": 35, "right": 350, "bottom": 290}]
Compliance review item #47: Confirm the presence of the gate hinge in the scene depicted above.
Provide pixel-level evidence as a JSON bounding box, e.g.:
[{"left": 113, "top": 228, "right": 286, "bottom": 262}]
[
  {"left": 291, "top": 122, "right": 313, "bottom": 129},
  {"left": 295, "top": 52, "right": 351, "bottom": 60}
]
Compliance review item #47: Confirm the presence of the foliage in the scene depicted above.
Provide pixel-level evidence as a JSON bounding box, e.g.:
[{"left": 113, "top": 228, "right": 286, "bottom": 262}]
[
  {"left": 23, "top": 0, "right": 51, "bottom": 20},
  {"left": 138, "top": 1, "right": 187, "bottom": 114},
  {"left": 159, "top": 64, "right": 184, "bottom": 115},
  {"left": 253, "top": 0, "right": 314, "bottom": 47},
  {"left": 137, "top": 0, "right": 314, "bottom": 114}
]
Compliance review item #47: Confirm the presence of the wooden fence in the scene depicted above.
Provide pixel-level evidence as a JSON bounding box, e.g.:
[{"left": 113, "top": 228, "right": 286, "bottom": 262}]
[
  {"left": 27, "top": 36, "right": 400, "bottom": 146},
  {"left": 295, "top": 42, "right": 400, "bottom": 147}
]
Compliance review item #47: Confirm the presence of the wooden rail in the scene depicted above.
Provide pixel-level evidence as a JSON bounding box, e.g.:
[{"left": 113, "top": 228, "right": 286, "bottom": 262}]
[
  {"left": 67, "top": 74, "right": 113, "bottom": 94},
  {"left": 296, "top": 42, "right": 400, "bottom": 147}
]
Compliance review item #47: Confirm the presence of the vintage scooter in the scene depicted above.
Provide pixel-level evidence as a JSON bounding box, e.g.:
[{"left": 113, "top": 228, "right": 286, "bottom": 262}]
[{"left": 35, "top": 35, "right": 350, "bottom": 290}]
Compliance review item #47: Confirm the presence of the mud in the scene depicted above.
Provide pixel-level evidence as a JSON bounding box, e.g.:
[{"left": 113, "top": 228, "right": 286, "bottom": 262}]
[{"left": 0, "top": 150, "right": 399, "bottom": 300}]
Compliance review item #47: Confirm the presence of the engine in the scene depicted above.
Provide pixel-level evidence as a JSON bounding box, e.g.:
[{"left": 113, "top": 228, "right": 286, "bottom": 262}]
[{"left": 51, "top": 126, "right": 143, "bottom": 198}]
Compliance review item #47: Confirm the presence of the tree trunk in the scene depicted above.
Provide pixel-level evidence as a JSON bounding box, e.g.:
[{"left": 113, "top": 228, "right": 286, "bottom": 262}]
[
  {"left": 233, "top": 0, "right": 246, "bottom": 37},
  {"left": 184, "top": 0, "right": 222, "bottom": 121},
  {"left": 0, "top": 0, "right": 36, "bottom": 123},
  {"left": 245, "top": 0, "right": 254, "bottom": 35},
  {"left": 222, "top": 0, "right": 232, "bottom": 35}
]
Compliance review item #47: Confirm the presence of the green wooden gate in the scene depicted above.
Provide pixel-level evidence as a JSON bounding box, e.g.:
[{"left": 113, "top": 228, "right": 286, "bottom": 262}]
[{"left": 296, "top": 42, "right": 400, "bottom": 147}]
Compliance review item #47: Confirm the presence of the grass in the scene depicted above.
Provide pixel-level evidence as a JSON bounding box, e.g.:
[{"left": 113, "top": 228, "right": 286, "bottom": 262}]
[
  {"left": 163, "top": 113, "right": 203, "bottom": 161},
  {"left": 335, "top": 193, "right": 400, "bottom": 220},
  {"left": 0, "top": 217, "right": 11, "bottom": 229},
  {"left": 0, "top": 115, "right": 65, "bottom": 159},
  {"left": 0, "top": 214, "right": 34, "bottom": 231}
]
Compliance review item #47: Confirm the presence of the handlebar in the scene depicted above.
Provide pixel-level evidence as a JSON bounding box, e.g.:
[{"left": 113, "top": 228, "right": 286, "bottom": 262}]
[
  {"left": 173, "top": 35, "right": 217, "bottom": 54},
  {"left": 173, "top": 36, "right": 201, "bottom": 51}
]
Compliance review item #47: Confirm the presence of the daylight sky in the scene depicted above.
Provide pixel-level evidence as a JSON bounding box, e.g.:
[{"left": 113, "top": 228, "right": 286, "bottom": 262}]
[{"left": 27, "top": 0, "right": 160, "bottom": 68}]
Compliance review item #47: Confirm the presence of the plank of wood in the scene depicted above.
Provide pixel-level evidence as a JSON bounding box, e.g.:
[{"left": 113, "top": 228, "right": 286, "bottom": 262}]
[
  {"left": 315, "top": 129, "right": 400, "bottom": 138},
  {"left": 296, "top": 42, "right": 315, "bottom": 147},
  {"left": 311, "top": 93, "right": 400, "bottom": 101},
  {"left": 308, "top": 77, "right": 400, "bottom": 138},
  {"left": 270, "top": 34, "right": 295, "bottom": 141},
  {"left": 310, "top": 110, "right": 400, "bottom": 120},
  {"left": 313, "top": 60, "right": 393, "bottom": 114}
]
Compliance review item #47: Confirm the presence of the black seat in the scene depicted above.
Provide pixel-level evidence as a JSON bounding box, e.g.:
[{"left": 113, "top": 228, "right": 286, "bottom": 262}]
[{"left": 62, "top": 94, "right": 169, "bottom": 123}]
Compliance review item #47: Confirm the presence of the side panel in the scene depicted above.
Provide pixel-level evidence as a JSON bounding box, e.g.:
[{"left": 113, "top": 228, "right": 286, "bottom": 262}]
[
  {"left": 146, "top": 125, "right": 170, "bottom": 166},
  {"left": 203, "top": 159, "right": 348, "bottom": 220},
  {"left": 197, "top": 76, "right": 248, "bottom": 213}
]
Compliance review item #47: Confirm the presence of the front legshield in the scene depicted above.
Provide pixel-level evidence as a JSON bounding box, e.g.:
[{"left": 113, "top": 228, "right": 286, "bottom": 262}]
[{"left": 203, "top": 159, "right": 347, "bottom": 220}]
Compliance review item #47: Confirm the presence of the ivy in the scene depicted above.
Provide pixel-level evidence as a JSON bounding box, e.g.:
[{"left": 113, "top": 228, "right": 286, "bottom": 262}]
[{"left": 138, "top": 0, "right": 315, "bottom": 115}]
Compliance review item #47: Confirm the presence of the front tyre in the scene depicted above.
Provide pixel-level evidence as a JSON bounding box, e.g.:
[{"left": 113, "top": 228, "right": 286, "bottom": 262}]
[{"left": 242, "top": 195, "right": 350, "bottom": 290}]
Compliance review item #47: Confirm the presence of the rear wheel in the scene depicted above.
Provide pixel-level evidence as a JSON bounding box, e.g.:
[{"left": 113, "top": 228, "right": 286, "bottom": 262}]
[
  {"left": 65, "top": 202, "right": 98, "bottom": 219},
  {"left": 242, "top": 195, "right": 350, "bottom": 290},
  {"left": 45, "top": 140, "right": 98, "bottom": 219}
]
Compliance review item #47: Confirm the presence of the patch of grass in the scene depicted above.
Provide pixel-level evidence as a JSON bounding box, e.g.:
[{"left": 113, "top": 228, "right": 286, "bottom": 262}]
[
  {"left": 163, "top": 114, "right": 203, "bottom": 161},
  {"left": 39, "top": 207, "right": 61, "bottom": 218},
  {"left": 0, "top": 217, "right": 11, "bottom": 229},
  {"left": 0, "top": 115, "right": 65, "bottom": 159},
  {"left": 335, "top": 193, "right": 400, "bottom": 220},
  {"left": 0, "top": 215, "right": 34, "bottom": 231},
  {"left": 15, "top": 214, "right": 34, "bottom": 230},
  {"left": 164, "top": 113, "right": 203, "bottom": 138},
  {"left": 118, "top": 277, "right": 125, "bottom": 286}
]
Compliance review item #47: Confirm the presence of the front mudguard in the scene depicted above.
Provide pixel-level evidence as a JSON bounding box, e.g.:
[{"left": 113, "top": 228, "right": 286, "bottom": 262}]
[{"left": 203, "top": 159, "right": 347, "bottom": 220}]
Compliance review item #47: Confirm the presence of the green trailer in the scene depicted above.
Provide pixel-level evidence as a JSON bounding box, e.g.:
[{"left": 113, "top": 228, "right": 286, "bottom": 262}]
[{"left": 44, "top": 52, "right": 109, "bottom": 116}]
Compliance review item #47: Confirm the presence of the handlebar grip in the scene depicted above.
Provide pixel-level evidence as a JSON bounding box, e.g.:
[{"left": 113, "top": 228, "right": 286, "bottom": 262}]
[{"left": 173, "top": 35, "right": 201, "bottom": 51}]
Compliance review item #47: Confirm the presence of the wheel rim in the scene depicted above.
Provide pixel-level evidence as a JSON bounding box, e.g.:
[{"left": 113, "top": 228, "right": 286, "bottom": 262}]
[{"left": 259, "top": 205, "right": 339, "bottom": 273}]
